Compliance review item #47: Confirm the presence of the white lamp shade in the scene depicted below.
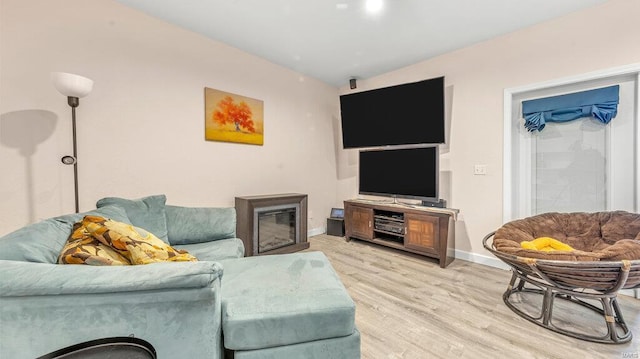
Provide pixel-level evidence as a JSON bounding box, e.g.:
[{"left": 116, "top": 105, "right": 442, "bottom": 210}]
[{"left": 51, "top": 72, "right": 94, "bottom": 98}]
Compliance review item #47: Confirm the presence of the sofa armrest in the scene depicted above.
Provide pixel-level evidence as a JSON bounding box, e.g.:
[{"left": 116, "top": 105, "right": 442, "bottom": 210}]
[
  {"left": 0, "top": 260, "right": 223, "bottom": 296},
  {"left": 1, "top": 260, "right": 225, "bottom": 358}
]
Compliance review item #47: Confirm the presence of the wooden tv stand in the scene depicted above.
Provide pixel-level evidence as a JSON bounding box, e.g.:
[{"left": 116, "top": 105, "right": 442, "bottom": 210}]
[{"left": 344, "top": 199, "right": 458, "bottom": 268}]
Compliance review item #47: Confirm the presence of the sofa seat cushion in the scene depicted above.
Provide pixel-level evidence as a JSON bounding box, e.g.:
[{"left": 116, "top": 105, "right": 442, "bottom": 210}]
[
  {"left": 219, "top": 251, "right": 356, "bottom": 350},
  {"left": 174, "top": 238, "right": 245, "bottom": 261},
  {"left": 233, "top": 328, "right": 361, "bottom": 359}
]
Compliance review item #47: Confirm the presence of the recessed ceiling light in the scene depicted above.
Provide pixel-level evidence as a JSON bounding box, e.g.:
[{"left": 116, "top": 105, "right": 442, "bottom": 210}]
[{"left": 366, "top": 0, "right": 383, "bottom": 13}]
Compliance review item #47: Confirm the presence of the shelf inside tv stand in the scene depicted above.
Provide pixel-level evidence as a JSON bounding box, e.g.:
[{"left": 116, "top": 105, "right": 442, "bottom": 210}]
[{"left": 343, "top": 200, "right": 457, "bottom": 268}]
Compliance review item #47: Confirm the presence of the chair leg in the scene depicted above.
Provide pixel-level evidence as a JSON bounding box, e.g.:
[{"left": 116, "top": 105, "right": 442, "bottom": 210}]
[
  {"left": 501, "top": 272, "right": 633, "bottom": 344},
  {"left": 602, "top": 296, "right": 632, "bottom": 343},
  {"left": 541, "top": 288, "right": 554, "bottom": 326},
  {"left": 601, "top": 297, "right": 618, "bottom": 342},
  {"left": 507, "top": 271, "right": 518, "bottom": 291}
]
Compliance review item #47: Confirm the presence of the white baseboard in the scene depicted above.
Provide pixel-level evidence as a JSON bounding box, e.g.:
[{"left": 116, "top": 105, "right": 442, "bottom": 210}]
[
  {"left": 308, "top": 227, "right": 325, "bottom": 237},
  {"left": 620, "top": 289, "right": 639, "bottom": 299},
  {"left": 454, "top": 249, "right": 510, "bottom": 270}
]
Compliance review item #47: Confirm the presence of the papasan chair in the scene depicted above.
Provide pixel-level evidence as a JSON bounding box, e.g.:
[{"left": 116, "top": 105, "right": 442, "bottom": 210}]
[{"left": 483, "top": 211, "right": 640, "bottom": 343}]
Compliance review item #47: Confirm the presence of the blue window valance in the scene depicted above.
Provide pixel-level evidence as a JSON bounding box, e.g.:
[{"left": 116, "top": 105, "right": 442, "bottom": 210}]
[{"left": 522, "top": 85, "right": 619, "bottom": 132}]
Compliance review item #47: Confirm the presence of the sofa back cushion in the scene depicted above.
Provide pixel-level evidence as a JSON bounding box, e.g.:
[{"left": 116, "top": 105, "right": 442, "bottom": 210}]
[
  {"left": 0, "top": 205, "right": 130, "bottom": 264},
  {"left": 96, "top": 194, "right": 169, "bottom": 243},
  {"left": 165, "top": 205, "right": 236, "bottom": 245}
]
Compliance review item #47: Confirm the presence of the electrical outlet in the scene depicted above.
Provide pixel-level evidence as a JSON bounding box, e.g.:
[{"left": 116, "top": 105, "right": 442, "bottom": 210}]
[{"left": 474, "top": 165, "right": 487, "bottom": 175}]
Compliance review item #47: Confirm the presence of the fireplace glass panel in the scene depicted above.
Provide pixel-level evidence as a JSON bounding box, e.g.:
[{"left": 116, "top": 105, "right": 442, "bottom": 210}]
[{"left": 257, "top": 207, "right": 297, "bottom": 253}]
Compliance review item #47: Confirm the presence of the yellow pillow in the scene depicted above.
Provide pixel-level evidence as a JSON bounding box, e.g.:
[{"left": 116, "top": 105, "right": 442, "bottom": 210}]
[
  {"left": 59, "top": 216, "right": 197, "bottom": 265},
  {"left": 58, "top": 223, "right": 131, "bottom": 265},
  {"left": 521, "top": 237, "right": 574, "bottom": 252}
]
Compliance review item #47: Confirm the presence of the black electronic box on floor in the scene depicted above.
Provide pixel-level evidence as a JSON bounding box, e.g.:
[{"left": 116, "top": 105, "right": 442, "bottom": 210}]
[{"left": 326, "top": 208, "right": 345, "bottom": 237}]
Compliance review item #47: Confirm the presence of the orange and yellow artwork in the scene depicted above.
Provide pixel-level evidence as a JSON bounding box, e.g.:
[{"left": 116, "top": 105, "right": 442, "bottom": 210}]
[{"left": 204, "top": 87, "right": 264, "bottom": 145}]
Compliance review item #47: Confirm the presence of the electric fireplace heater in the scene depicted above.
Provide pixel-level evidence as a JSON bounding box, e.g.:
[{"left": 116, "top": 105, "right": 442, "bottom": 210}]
[
  {"left": 235, "top": 194, "right": 309, "bottom": 256},
  {"left": 254, "top": 204, "right": 300, "bottom": 254}
]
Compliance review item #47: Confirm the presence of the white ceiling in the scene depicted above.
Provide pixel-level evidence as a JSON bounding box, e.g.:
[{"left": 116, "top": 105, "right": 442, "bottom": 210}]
[{"left": 114, "top": 0, "right": 608, "bottom": 87}]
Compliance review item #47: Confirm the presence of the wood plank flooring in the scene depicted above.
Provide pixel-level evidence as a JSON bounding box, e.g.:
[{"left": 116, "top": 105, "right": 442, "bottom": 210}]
[{"left": 308, "top": 235, "right": 640, "bottom": 359}]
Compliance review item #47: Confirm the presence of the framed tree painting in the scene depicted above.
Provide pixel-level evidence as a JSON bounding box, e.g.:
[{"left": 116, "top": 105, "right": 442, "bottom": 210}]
[{"left": 204, "top": 87, "right": 264, "bottom": 145}]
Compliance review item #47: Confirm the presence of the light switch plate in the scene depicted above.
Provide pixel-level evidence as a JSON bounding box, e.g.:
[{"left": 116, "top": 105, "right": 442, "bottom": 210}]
[{"left": 474, "top": 165, "right": 487, "bottom": 175}]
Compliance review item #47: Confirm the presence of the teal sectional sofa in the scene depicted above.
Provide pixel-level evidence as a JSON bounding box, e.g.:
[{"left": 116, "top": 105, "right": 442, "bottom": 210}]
[{"left": 0, "top": 195, "right": 360, "bottom": 358}]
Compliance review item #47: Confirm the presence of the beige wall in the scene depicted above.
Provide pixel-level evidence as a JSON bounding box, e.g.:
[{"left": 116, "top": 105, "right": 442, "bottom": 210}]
[
  {"left": 2, "top": 0, "right": 639, "bottom": 262},
  {"left": 337, "top": 0, "right": 640, "bottom": 259},
  {"left": 0, "top": 0, "right": 340, "bottom": 235}
]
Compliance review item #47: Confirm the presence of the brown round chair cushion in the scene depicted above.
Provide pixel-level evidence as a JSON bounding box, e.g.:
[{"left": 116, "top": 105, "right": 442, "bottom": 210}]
[{"left": 494, "top": 211, "right": 640, "bottom": 261}]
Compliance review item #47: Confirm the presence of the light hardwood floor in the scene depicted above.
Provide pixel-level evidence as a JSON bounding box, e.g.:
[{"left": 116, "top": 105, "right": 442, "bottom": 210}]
[{"left": 308, "top": 235, "right": 640, "bottom": 359}]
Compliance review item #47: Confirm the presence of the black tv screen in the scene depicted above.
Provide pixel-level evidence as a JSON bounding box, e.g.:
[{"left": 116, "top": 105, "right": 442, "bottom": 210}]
[
  {"left": 359, "top": 146, "right": 439, "bottom": 201},
  {"left": 340, "top": 77, "right": 444, "bottom": 149}
]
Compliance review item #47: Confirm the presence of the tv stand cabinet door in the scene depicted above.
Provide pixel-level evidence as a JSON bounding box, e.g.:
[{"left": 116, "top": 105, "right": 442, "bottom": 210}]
[
  {"left": 345, "top": 204, "right": 373, "bottom": 240},
  {"left": 404, "top": 213, "right": 440, "bottom": 256}
]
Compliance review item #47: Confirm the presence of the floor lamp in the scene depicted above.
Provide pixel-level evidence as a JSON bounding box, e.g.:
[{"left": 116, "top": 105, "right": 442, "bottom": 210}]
[{"left": 51, "top": 72, "right": 94, "bottom": 213}]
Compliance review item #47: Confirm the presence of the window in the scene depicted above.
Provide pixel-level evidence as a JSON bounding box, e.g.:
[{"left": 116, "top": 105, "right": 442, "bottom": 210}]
[{"left": 504, "top": 67, "right": 639, "bottom": 221}]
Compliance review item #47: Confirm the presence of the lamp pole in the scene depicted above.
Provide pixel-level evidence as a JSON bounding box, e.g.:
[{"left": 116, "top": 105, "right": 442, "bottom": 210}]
[
  {"left": 52, "top": 72, "right": 93, "bottom": 214},
  {"left": 69, "top": 96, "right": 80, "bottom": 213}
]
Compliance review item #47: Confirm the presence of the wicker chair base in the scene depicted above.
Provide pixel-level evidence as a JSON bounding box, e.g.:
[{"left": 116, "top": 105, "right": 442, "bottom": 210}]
[
  {"left": 483, "top": 231, "right": 639, "bottom": 344},
  {"left": 504, "top": 269, "right": 631, "bottom": 344}
]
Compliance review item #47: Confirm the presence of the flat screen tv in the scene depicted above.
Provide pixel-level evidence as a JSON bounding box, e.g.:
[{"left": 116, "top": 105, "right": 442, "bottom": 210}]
[
  {"left": 340, "top": 76, "right": 444, "bottom": 149},
  {"left": 359, "top": 146, "right": 439, "bottom": 202}
]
